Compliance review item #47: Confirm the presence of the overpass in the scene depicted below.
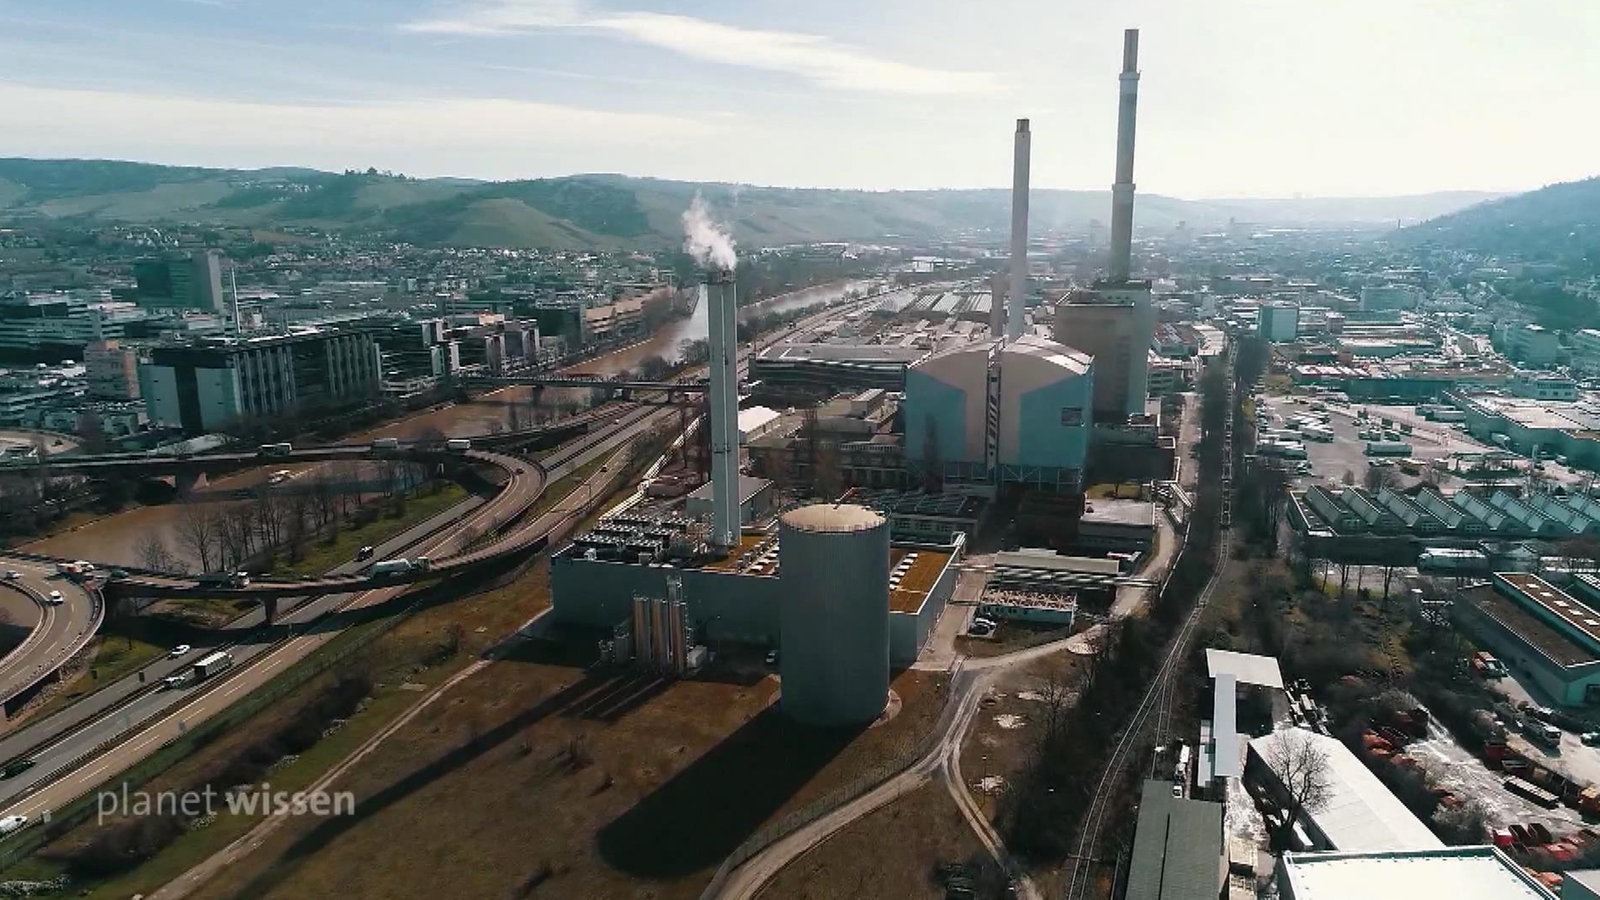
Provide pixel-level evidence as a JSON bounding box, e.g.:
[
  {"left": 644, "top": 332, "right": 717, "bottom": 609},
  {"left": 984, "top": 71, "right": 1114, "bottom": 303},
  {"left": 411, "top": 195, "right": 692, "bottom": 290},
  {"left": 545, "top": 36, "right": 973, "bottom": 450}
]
[{"left": 465, "top": 375, "right": 709, "bottom": 401}]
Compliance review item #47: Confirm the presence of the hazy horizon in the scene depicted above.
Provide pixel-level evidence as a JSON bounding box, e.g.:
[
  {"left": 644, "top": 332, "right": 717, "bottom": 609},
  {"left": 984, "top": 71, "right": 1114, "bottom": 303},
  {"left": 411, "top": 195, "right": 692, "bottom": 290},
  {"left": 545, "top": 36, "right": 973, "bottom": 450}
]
[{"left": 1, "top": 0, "right": 1595, "bottom": 198}]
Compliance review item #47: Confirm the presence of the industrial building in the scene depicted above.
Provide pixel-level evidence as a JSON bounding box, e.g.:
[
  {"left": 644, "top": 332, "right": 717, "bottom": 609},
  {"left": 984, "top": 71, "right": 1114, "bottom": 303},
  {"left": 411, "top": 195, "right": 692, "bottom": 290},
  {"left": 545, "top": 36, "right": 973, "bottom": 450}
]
[
  {"left": 778, "top": 504, "right": 891, "bottom": 725},
  {"left": 139, "top": 327, "right": 380, "bottom": 433},
  {"left": 1277, "top": 847, "right": 1554, "bottom": 900},
  {"left": 548, "top": 512, "right": 963, "bottom": 670},
  {"left": 1454, "top": 573, "right": 1600, "bottom": 706},
  {"left": 1051, "top": 28, "right": 1156, "bottom": 424},
  {"left": 1246, "top": 728, "right": 1444, "bottom": 853},
  {"left": 1125, "top": 779, "right": 1226, "bottom": 900},
  {"left": 1291, "top": 485, "right": 1600, "bottom": 543},
  {"left": 902, "top": 335, "right": 1094, "bottom": 493},
  {"left": 1453, "top": 392, "right": 1600, "bottom": 468}
]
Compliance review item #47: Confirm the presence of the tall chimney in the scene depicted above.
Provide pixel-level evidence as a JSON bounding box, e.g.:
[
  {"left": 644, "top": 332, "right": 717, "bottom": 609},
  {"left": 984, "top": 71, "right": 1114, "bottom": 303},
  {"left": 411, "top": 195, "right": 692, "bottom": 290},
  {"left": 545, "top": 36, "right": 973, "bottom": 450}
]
[
  {"left": 705, "top": 270, "right": 742, "bottom": 549},
  {"left": 1006, "top": 118, "right": 1031, "bottom": 341},
  {"left": 1108, "top": 28, "right": 1140, "bottom": 283}
]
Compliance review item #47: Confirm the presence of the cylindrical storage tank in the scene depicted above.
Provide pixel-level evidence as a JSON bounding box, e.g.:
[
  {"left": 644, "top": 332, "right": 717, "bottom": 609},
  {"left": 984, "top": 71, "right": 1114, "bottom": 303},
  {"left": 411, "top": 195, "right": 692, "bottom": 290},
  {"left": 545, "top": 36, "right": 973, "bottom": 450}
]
[{"left": 778, "top": 503, "right": 891, "bottom": 726}]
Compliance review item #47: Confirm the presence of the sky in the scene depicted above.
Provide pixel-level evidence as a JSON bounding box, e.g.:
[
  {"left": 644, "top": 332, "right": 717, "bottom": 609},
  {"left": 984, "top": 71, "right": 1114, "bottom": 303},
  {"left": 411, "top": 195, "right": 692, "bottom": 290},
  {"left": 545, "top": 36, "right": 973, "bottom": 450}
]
[{"left": 0, "top": 0, "right": 1596, "bottom": 198}]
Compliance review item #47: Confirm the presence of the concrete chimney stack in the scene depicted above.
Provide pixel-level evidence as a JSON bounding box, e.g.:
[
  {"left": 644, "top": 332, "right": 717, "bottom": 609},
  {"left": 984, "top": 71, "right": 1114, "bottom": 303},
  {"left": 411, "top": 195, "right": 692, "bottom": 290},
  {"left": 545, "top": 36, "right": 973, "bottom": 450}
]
[
  {"left": 1108, "top": 28, "right": 1140, "bottom": 283},
  {"left": 704, "top": 270, "right": 742, "bottom": 549},
  {"left": 1006, "top": 118, "right": 1031, "bottom": 341}
]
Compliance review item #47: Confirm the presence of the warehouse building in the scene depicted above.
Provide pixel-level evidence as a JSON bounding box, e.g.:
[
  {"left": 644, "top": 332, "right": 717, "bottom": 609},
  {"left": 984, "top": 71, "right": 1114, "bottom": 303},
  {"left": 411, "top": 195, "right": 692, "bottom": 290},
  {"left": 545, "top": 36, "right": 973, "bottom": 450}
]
[
  {"left": 1278, "top": 847, "right": 1554, "bottom": 900},
  {"left": 1247, "top": 728, "right": 1443, "bottom": 854},
  {"left": 1125, "top": 779, "right": 1226, "bottom": 900},
  {"left": 1454, "top": 573, "right": 1600, "bottom": 706}
]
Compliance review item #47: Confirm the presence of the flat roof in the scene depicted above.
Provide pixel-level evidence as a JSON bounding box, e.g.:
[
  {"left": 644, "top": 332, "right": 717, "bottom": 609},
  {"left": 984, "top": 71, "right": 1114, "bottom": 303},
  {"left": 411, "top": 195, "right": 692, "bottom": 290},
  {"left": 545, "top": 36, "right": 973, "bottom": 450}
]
[
  {"left": 1082, "top": 499, "right": 1157, "bottom": 528},
  {"left": 685, "top": 474, "right": 772, "bottom": 507},
  {"left": 1279, "top": 847, "right": 1553, "bottom": 900},
  {"left": 1496, "top": 572, "right": 1600, "bottom": 658},
  {"left": 1462, "top": 583, "right": 1599, "bottom": 667},
  {"left": 1126, "top": 780, "right": 1224, "bottom": 900},
  {"left": 1206, "top": 649, "right": 1285, "bottom": 689},
  {"left": 1212, "top": 673, "right": 1242, "bottom": 779},
  {"left": 889, "top": 548, "right": 951, "bottom": 613},
  {"left": 1250, "top": 729, "right": 1443, "bottom": 854}
]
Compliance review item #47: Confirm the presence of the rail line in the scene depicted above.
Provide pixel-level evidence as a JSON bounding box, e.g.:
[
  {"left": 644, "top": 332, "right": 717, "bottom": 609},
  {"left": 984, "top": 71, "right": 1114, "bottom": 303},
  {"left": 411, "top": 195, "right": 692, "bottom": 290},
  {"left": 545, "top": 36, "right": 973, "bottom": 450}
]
[{"left": 1065, "top": 343, "right": 1236, "bottom": 900}]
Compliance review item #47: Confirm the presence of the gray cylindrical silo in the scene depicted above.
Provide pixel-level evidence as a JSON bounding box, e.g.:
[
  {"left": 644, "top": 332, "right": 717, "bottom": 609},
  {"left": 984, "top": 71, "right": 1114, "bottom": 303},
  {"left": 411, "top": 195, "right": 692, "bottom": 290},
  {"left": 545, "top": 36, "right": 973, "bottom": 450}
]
[{"left": 778, "top": 503, "right": 891, "bottom": 726}]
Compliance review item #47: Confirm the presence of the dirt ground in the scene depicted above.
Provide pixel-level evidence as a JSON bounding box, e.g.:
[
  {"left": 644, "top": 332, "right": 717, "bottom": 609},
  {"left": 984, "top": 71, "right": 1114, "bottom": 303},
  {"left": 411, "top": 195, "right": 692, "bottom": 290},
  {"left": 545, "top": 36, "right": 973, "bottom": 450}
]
[
  {"left": 186, "top": 647, "right": 948, "bottom": 900},
  {"left": 757, "top": 784, "right": 990, "bottom": 900},
  {"left": 960, "top": 651, "right": 1086, "bottom": 824}
]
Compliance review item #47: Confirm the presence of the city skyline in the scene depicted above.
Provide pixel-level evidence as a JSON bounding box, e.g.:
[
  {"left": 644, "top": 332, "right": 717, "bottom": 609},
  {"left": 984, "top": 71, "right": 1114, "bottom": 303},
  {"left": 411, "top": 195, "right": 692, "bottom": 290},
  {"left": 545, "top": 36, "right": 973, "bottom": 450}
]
[{"left": 0, "top": 0, "right": 1596, "bottom": 198}]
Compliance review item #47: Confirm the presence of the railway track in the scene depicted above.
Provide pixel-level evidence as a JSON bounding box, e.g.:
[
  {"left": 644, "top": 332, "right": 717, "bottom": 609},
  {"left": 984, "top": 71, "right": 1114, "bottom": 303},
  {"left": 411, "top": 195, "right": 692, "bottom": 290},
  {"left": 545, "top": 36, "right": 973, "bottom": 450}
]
[{"left": 1066, "top": 343, "right": 1238, "bottom": 900}]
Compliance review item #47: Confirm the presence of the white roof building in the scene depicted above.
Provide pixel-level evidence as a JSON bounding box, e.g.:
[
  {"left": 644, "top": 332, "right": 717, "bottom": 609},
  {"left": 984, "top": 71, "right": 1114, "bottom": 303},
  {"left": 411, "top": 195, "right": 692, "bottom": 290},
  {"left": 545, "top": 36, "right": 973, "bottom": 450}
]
[{"left": 1279, "top": 846, "right": 1553, "bottom": 900}]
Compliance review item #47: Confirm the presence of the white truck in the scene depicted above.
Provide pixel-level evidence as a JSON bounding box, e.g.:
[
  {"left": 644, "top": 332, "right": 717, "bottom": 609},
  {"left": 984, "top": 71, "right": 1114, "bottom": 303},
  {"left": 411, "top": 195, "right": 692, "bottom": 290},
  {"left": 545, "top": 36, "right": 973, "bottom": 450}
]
[
  {"left": 444, "top": 438, "right": 472, "bottom": 453},
  {"left": 193, "top": 651, "right": 234, "bottom": 680},
  {"left": 370, "top": 559, "right": 416, "bottom": 577},
  {"left": 370, "top": 437, "right": 400, "bottom": 451}
]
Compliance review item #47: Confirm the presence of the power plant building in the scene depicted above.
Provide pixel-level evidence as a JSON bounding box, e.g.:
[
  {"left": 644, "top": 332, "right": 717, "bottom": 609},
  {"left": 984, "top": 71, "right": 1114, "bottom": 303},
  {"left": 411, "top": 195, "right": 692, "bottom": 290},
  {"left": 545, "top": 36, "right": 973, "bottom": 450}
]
[
  {"left": 1054, "top": 287, "right": 1153, "bottom": 421},
  {"left": 777, "top": 503, "right": 891, "bottom": 726},
  {"left": 902, "top": 335, "right": 1094, "bottom": 492}
]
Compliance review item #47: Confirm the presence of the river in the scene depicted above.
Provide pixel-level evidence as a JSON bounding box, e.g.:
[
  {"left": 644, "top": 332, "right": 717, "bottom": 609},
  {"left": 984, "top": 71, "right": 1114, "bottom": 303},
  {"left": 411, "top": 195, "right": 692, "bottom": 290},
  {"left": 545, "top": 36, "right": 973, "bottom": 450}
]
[{"left": 22, "top": 279, "right": 874, "bottom": 568}]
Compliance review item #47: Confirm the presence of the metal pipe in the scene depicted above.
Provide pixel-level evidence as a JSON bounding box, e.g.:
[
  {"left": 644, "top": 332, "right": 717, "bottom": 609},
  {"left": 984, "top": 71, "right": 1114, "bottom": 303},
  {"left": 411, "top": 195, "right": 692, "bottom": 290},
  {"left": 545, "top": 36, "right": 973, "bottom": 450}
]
[
  {"left": 1006, "top": 118, "right": 1031, "bottom": 341},
  {"left": 1109, "top": 28, "right": 1140, "bottom": 283}
]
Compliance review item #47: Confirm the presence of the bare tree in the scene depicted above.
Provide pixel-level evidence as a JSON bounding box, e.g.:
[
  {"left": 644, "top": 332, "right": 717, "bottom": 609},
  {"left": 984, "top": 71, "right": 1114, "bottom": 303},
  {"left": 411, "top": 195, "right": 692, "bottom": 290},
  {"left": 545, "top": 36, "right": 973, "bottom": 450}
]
[
  {"left": 1265, "top": 729, "right": 1332, "bottom": 849},
  {"left": 135, "top": 533, "right": 189, "bottom": 574},
  {"left": 174, "top": 501, "right": 220, "bottom": 573},
  {"left": 1363, "top": 464, "right": 1401, "bottom": 493},
  {"left": 812, "top": 440, "right": 843, "bottom": 501}
]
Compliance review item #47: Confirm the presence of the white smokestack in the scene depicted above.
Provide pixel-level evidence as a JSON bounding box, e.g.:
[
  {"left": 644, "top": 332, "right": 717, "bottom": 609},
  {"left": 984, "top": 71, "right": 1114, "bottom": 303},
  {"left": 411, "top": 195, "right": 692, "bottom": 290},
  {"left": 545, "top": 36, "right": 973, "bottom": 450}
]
[
  {"left": 704, "top": 271, "right": 741, "bottom": 549},
  {"left": 1006, "top": 118, "right": 1030, "bottom": 341},
  {"left": 1109, "top": 28, "right": 1140, "bottom": 283}
]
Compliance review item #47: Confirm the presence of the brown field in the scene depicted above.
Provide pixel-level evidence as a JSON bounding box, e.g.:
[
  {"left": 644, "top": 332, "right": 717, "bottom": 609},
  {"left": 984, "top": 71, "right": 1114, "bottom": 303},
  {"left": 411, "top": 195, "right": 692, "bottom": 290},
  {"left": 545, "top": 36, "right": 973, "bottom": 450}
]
[
  {"left": 187, "top": 658, "right": 947, "bottom": 900},
  {"left": 757, "top": 784, "right": 991, "bottom": 900}
]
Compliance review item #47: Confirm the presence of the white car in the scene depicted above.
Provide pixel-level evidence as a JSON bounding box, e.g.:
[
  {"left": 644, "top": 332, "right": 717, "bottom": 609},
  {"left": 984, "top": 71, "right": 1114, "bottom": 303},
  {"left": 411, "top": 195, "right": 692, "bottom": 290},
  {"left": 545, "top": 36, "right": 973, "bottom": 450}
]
[
  {"left": 2, "top": 571, "right": 18, "bottom": 581},
  {"left": 45, "top": 591, "right": 63, "bottom": 606},
  {"left": 0, "top": 814, "right": 26, "bottom": 835},
  {"left": 168, "top": 644, "right": 192, "bottom": 658}
]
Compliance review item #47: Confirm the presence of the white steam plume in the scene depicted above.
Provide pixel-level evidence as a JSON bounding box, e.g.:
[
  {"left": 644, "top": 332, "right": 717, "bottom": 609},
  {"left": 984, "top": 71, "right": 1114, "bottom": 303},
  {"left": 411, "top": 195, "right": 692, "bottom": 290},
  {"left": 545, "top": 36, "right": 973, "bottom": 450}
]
[{"left": 682, "top": 194, "right": 737, "bottom": 271}]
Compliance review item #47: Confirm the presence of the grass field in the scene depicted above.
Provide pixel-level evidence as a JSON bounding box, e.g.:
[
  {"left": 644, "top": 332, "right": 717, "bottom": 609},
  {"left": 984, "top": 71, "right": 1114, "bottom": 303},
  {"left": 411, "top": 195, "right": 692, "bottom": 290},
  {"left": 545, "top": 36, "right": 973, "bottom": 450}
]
[
  {"left": 269, "top": 483, "right": 467, "bottom": 578},
  {"left": 758, "top": 784, "right": 991, "bottom": 900}
]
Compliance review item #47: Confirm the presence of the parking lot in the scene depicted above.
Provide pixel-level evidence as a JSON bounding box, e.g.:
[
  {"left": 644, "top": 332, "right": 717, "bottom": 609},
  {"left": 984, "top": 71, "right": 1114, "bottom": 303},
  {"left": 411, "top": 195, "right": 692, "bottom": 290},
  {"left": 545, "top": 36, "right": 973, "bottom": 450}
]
[{"left": 1254, "top": 394, "right": 1518, "bottom": 491}]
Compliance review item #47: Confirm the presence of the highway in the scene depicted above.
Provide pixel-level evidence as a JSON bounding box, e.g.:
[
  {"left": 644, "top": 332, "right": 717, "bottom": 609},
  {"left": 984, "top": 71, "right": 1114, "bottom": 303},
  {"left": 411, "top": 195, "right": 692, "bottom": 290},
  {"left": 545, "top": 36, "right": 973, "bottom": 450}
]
[
  {"left": 0, "top": 560, "right": 100, "bottom": 711},
  {"left": 0, "top": 403, "right": 666, "bottom": 822}
]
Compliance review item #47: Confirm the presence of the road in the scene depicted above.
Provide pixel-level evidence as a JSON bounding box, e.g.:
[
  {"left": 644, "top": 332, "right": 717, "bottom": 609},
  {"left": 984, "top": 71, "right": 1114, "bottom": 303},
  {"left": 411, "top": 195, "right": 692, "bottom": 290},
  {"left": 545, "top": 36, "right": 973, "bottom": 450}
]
[{"left": 0, "top": 560, "right": 100, "bottom": 710}]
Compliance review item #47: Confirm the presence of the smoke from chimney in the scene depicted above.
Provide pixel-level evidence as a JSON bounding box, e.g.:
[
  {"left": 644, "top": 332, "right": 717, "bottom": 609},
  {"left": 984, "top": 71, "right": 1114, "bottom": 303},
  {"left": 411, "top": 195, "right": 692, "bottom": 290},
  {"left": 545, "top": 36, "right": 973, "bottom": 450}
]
[
  {"left": 682, "top": 194, "right": 737, "bottom": 272},
  {"left": 1108, "top": 28, "right": 1140, "bottom": 283},
  {"left": 1006, "top": 118, "right": 1030, "bottom": 341}
]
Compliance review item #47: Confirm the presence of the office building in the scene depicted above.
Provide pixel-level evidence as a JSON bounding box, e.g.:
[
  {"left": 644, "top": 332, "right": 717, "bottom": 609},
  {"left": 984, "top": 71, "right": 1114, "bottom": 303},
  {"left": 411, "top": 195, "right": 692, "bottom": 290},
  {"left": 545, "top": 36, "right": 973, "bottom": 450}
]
[
  {"left": 140, "top": 328, "right": 379, "bottom": 433},
  {"left": 1508, "top": 324, "right": 1561, "bottom": 367},
  {"left": 0, "top": 291, "right": 150, "bottom": 359},
  {"left": 1258, "top": 301, "right": 1300, "bottom": 342},
  {"left": 133, "top": 250, "right": 225, "bottom": 312}
]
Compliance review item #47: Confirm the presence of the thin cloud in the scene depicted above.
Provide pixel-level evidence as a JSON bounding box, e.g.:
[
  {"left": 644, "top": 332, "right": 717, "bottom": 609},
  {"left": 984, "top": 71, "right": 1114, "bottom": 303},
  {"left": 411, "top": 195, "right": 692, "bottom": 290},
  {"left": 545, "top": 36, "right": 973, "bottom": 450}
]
[{"left": 402, "top": 1, "right": 1000, "bottom": 96}]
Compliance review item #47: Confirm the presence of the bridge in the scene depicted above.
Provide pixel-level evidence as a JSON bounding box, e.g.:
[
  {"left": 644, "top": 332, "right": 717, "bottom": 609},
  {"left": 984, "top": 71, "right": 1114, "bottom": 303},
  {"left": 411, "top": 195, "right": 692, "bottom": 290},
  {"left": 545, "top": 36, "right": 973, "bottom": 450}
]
[{"left": 465, "top": 374, "right": 709, "bottom": 399}]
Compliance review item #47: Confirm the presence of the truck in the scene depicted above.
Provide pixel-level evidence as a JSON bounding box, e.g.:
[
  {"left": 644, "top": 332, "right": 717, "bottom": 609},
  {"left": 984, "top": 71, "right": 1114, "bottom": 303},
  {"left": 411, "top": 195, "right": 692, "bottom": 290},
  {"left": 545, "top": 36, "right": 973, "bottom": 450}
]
[
  {"left": 1300, "top": 425, "right": 1335, "bottom": 442},
  {"left": 444, "top": 438, "right": 471, "bottom": 453},
  {"left": 192, "top": 651, "right": 234, "bottom": 680},
  {"left": 258, "top": 442, "right": 292, "bottom": 457},
  {"left": 370, "top": 559, "right": 415, "bottom": 577},
  {"left": 1433, "top": 408, "right": 1466, "bottom": 423},
  {"left": 1259, "top": 441, "right": 1308, "bottom": 460},
  {"left": 370, "top": 437, "right": 400, "bottom": 451},
  {"left": 1365, "top": 441, "right": 1413, "bottom": 457}
]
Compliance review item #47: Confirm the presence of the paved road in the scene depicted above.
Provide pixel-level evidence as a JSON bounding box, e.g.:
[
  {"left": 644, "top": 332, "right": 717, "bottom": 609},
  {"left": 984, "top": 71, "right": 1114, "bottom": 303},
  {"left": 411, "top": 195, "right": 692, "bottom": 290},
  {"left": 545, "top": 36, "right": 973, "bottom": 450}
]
[{"left": 0, "top": 560, "right": 99, "bottom": 709}]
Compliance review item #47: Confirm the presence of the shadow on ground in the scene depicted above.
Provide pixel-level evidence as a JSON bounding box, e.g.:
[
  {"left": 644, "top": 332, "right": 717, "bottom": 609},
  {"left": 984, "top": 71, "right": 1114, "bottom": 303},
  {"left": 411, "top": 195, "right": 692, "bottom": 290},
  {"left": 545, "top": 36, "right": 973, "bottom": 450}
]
[{"left": 597, "top": 706, "right": 864, "bottom": 879}]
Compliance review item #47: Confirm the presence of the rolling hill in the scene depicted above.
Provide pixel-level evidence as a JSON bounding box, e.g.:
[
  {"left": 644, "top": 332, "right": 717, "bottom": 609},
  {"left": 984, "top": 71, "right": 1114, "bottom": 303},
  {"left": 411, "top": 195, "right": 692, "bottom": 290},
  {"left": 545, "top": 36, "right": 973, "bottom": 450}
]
[
  {"left": 1398, "top": 176, "right": 1600, "bottom": 272},
  {"left": 0, "top": 157, "right": 1504, "bottom": 250}
]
